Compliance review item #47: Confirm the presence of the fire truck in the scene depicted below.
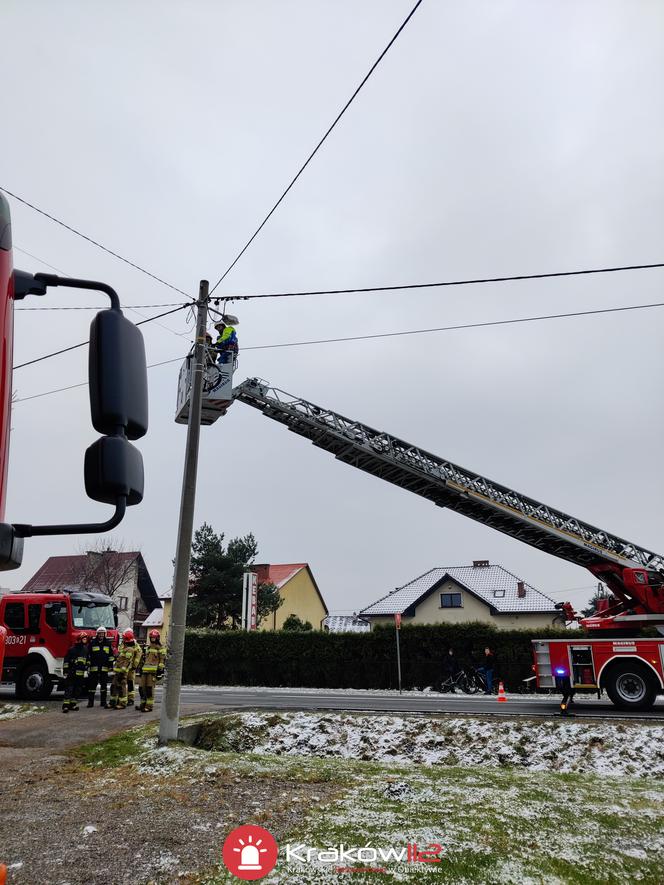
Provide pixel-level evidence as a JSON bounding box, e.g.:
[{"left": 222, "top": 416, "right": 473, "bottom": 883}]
[
  {"left": 179, "top": 367, "right": 664, "bottom": 712},
  {"left": 0, "top": 191, "right": 148, "bottom": 696}
]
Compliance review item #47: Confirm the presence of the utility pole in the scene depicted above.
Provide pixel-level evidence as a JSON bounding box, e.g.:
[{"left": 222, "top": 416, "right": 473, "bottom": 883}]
[{"left": 159, "top": 279, "right": 209, "bottom": 744}]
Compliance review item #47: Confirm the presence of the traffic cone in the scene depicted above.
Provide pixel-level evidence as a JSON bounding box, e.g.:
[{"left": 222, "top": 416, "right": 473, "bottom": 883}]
[
  {"left": 497, "top": 681, "right": 507, "bottom": 703},
  {"left": 0, "top": 863, "right": 7, "bottom": 884}
]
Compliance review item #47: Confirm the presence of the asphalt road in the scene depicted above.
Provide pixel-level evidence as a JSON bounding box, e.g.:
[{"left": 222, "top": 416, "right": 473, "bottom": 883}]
[
  {"left": 177, "top": 687, "right": 664, "bottom": 720},
  {"left": 3, "top": 685, "right": 664, "bottom": 720}
]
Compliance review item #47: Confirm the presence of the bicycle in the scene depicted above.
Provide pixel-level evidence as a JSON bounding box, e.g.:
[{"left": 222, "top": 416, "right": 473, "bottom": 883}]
[{"left": 436, "top": 669, "right": 470, "bottom": 694}]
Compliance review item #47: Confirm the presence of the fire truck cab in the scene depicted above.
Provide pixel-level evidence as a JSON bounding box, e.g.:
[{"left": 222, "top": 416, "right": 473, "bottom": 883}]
[
  {"left": 533, "top": 637, "right": 664, "bottom": 711},
  {"left": 0, "top": 590, "right": 118, "bottom": 700}
]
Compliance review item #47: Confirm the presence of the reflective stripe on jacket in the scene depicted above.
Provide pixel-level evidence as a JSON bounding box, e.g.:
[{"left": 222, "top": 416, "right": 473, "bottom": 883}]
[{"left": 142, "top": 641, "right": 167, "bottom": 673}]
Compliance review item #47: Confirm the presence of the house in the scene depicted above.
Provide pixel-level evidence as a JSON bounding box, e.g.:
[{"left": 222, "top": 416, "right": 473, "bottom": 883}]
[
  {"left": 323, "top": 615, "right": 371, "bottom": 633},
  {"left": 141, "top": 587, "right": 171, "bottom": 641},
  {"left": 22, "top": 552, "right": 161, "bottom": 634},
  {"left": 360, "top": 560, "right": 560, "bottom": 629},
  {"left": 253, "top": 563, "right": 328, "bottom": 631}
]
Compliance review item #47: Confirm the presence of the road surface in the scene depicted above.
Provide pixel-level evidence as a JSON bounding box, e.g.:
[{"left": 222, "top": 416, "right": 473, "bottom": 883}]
[{"left": 3, "top": 684, "right": 664, "bottom": 720}]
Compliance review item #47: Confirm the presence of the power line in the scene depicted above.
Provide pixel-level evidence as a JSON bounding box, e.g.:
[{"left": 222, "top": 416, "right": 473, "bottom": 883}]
[
  {"left": 13, "top": 353, "right": 187, "bottom": 404},
  {"left": 12, "top": 245, "right": 191, "bottom": 338},
  {"left": 220, "top": 261, "right": 664, "bottom": 302},
  {"left": 209, "top": 0, "right": 423, "bottom": 294},
  {"left": 1, "top": 188, "right": 194, "bottom": 300},
  {"left": 239, "top": 300, "right": 664, "bottom": 351},
  {"left": 12, "top": 304, "right": 191, "bottom": 370},
  {"left": 13, "top": 299, "right": 661, "bottom": 403}
]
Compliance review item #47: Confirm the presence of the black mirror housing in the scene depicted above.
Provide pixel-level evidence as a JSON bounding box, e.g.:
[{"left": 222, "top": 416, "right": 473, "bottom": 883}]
[
  {"left": 89, "top": 310, "right": 148, "bottom": 440},
  {"left": 84, "top": 436, "right": 144, "bottom": 506}
]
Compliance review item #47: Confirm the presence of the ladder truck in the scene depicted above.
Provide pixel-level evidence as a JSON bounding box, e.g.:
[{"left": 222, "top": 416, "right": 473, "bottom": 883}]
[{"left": 176, "top": 361, "right": 664, "bottom": 710}]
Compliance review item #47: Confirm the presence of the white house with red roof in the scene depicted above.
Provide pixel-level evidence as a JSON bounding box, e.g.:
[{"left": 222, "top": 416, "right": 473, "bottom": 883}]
[
  {"left": 360, "top": 560, "right": 560, "bottom": 630},
  {"left": 22, "top": 552, "right": 161, "bottom": 634},
  {"left": 254, "top": 563, "right": 328, "bottom": 631}
]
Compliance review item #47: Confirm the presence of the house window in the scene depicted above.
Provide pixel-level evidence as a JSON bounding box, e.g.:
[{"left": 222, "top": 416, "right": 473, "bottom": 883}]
[
  {"left": 440, "top": 593, "right": 462, "bottom": 608},
  {"left": 493, "top": 589, "right": 505, "bottom": 598},
  {"left": 117, "top": 596, "right": 129, "bottom": 611}
]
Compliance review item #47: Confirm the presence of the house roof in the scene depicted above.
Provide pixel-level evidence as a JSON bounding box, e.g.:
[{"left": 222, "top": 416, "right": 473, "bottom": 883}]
[
  {"left": 323, "top": 615, "right": 371, "bottom": 633},
  {"left": 21, "top": 552, "right": 161, "bottom": 612},
  {"left": 360, "top": 564, "right": 558, "bottom": 616},
  {"left": 253, "top": 563, "right": 329, "bottom": 616},
  {"left": 142, "top": 608, "right": 164, "bottom": 627}
]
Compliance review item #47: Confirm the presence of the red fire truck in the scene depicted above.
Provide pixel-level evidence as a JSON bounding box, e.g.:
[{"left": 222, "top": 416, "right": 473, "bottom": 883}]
[
  {"left": 214, "top": 378, "right": 664, "bottom": 712},
  {"left": 0, "top": 190, "right": 147, "bottom": 696}
]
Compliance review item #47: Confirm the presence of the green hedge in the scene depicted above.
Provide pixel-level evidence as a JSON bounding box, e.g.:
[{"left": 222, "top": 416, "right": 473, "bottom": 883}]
[{"left": 183, "top": 623, "right": 569, "bottom": 690}]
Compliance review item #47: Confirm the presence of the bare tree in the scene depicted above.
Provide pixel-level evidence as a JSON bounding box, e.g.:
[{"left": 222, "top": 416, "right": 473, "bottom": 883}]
[{"left": 68, "top": 538, "right": 139, "bottom": 600}]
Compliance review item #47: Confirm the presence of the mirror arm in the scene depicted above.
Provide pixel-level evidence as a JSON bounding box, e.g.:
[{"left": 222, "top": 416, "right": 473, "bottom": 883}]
[
  {"left": 13, "top": 497, "right": 127, "bottom": 538},
  {"left": 13, "top": 271, "right": 121, "bottom": 311}
]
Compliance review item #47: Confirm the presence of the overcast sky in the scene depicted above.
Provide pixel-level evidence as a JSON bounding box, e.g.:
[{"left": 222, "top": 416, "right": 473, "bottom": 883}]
[{"left": 2, "top": 0, "right": 663, "bottom": 616}]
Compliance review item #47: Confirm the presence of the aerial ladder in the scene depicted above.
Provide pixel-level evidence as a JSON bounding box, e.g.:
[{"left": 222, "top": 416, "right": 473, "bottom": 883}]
[{"left": 230, "top": 377, "right": 664, "bottom": 635}]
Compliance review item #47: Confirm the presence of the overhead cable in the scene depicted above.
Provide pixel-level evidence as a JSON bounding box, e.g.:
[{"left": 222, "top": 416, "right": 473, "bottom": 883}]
[
  {"left": 220, "top": 261, "right": 664, "bottom": 302},
  {"left": 12, "top": 304, "right": 191, "bottom": 370},
  {"left": 13, "top": 300, "right": 661, "bottom": 403},
  {"left": 1, "top": 187, "right": 194, "bottom": 300},
  {"left": 209, "top": 0, "right": 424, "bottom": 294}
]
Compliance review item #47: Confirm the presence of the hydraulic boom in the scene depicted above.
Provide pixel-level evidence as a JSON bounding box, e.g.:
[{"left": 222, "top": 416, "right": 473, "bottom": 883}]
[{"left": 233, "top": 378, "right": 664, "bottom": 633}]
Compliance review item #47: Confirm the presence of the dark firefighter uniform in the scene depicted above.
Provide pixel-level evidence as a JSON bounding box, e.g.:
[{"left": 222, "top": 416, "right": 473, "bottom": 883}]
[
  {"left": 126, "top": 641, "right": 143, "bottom": 707},
  {"left": 87, "top": 628, "right": 115, "bottom": 708},
  {"left": 109, "top": 631, "right": 138, "bottom": 709},
  {"left": 139, "top": 631, "right": 167, "bottom": 712},
  {"left": 62, "top": 635, "right": 89, "bottom": 713}
]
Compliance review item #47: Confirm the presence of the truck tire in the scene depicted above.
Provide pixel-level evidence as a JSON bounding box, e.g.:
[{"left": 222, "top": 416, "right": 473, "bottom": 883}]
[
  {"left": 604, "top": 661, "right": 658, "bottom": 712},
  {"left": 16, "top": 660, "right": 53, "bottom": 701}
]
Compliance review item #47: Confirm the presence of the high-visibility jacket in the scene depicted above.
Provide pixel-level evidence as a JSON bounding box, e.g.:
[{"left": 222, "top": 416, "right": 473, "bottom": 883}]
[
  {"left": 142, "top": 641, "right": 167, "bottom": 673},
  {"left": 214, "top": 326, "right": 238, "bottom": 352},
  {"left": 128, "top": 642, "right": 143, "bottom": 672},
  {"left": 89, "top": 638, "right": 114, "bottom": 673},
  {"left": 64, "top": 642, "right": 89, "bottom": 678},
  {"left": 115, "top": 642, "right": 137, "bottom": 674}
]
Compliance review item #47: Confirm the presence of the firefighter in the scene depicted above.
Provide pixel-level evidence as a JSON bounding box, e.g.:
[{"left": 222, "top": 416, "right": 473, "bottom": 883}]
[
  {"left": 86, "top": 626, "right": 114, "bottom": 708},
  {"left": 109, "top": 629, "right": 137, "bottom": 709},
  {"left": 62, "top": 633, "right": 89, "bottom": 713},
  {"left": 138, "top": 629, "right": 167, "bottom": 713},
  {"left": 126, "top": 636, "right": 143, "bottom": 707},
  {"left": 212, "top": 317, "right": 238, "bottom": 364}
]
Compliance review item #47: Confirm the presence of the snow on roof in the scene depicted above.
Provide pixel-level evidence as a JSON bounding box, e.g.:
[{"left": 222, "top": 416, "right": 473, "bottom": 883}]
[
  {"left": 323, "top": 615, "right": 371, "bottom": 633},
  {"left": 142, "top": 608, "right": 164, "bottom": 627},
  {"left": 361, "top": 564, "right": 558, "bottom": 616}
]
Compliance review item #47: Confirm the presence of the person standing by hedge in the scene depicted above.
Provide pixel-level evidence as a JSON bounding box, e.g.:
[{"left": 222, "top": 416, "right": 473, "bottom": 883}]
[
  {"left": 138, "top": 629, "right": 167, "bottom": 713},
  {"left": 478, "top": 646, "right": 497, "bottom": 695},
  {"left": 126, "top": 639, "right": 143, "bottom": 707}
]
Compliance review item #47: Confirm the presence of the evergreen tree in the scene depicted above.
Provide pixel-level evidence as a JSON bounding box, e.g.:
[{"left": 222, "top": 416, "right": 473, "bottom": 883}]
[{"left": 187, "top": 523, "right": 282, "bottom": 628}]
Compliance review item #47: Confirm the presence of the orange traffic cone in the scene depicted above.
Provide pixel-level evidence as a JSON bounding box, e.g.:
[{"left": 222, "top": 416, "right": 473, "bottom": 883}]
[
  {"left": 497, "top": 681, "right": 507, "bottom": 703},
  {"left": 0, "top": 863, "right": 7, "bottom": 884}
]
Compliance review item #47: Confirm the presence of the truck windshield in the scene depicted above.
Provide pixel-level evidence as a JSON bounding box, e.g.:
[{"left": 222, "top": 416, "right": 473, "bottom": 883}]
[{"left": 71, "top": 602, "right": 115, "bottom": 630}]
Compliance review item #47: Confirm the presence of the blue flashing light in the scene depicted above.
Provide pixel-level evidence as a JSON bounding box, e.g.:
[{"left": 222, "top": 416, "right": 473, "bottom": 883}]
[{"left": 555, "top": 667, "right": 567, "bottom": 676}]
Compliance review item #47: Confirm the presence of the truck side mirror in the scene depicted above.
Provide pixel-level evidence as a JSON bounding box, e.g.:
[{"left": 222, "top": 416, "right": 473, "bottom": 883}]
[
  {"left": 84, "top": 436, "right": 144, "bottom": 506},
  {"left": 89, "top": 310, "right": 148, "bottom": 440}
]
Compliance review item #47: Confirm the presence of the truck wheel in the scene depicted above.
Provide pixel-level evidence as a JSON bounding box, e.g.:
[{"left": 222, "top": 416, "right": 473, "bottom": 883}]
[
  {"left": 604, "top": 661, "right": 658, "bottom": 712},
  {"left": 16, "top": 661, "right": 53, "bottom": 701}
]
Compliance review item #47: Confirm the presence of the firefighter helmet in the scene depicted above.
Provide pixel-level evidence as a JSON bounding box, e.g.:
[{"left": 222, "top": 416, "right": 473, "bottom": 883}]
[
  {"left": 122, "top": 629, "right": 135, "bottom": 642},
  {"left": 96, "top": 626, "right": 107, "bottom": 635},
  {"left": 149, "top": 629, "right": 160, "bottom": 641}
]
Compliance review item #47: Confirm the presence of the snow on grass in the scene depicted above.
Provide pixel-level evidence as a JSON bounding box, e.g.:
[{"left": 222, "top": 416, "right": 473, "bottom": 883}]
[
  {"left": 193, "top": 711, "right": 664, "bottom": 777},
  {"left": 0, "top": 702, "right": 45, "bottom": 721}
]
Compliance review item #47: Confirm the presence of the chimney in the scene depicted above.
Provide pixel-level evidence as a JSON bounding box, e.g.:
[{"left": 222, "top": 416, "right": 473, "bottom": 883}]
[
  {"left": 472, "top": 560, "right": 489, "bottom": 568},
  {"left": 517, "top": 581, "right": 526, "bottom": 598}
]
